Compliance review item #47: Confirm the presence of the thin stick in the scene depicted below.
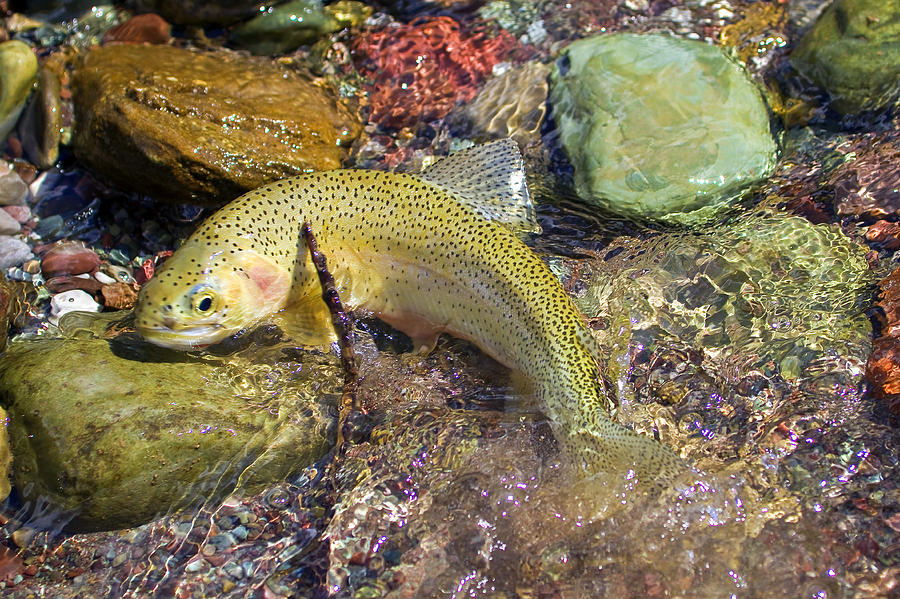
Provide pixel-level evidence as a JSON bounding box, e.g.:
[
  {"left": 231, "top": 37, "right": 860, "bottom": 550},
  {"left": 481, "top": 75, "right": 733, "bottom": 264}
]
[{"left": 301, "top": 223, "right": 362, "bottom": 446}]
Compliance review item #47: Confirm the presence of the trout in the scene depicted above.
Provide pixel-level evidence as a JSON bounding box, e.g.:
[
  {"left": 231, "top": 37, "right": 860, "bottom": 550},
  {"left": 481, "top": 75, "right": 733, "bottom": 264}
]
[{"left": 135, "top": 140, "right": 686, "bottom": 487}]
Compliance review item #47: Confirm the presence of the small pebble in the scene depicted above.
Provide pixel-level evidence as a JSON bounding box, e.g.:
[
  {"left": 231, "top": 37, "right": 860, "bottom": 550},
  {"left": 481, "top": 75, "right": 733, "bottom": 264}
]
[
  {"left": 94, "top": 270, "right": 116, "bottom": 285},
  {"left": 0, "top": 161, "right": 29, "bottom": 206},
  {"left": 0, "top": 235, "right": 33, "bottom": 269},
  {"left": 49, "top": 289, "right": 101, "bottom": 325},
  {"left": 2, "top": 204, "right": 29, "bottom": 224},
  {"left": 0, "top": 209, "right": 20, "bottom": 234}
]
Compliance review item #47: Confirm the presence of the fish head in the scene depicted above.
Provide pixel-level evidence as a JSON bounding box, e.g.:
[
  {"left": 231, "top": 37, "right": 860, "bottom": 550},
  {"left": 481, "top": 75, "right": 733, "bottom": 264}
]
[{"left": 135, "top": 247, "right": 291, "bottom": 351}]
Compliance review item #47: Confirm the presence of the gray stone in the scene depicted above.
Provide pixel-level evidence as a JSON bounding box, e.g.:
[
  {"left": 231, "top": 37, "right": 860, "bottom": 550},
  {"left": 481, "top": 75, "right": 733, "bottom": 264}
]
[
  {"left": 0, "top": 236, "right": 33, "bottom": 268},
  {"left": 0, "top": 208, "right": 20, "bottom": 235},
  {"left": 0, "top": 162, "right": 29, "bottom": 206}
]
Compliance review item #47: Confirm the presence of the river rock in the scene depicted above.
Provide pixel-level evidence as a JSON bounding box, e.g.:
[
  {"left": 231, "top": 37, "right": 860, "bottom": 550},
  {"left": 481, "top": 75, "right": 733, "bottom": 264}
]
[
  {"left": 0, "top": 208, "right": 20, "bottom": 234},
  {"left": 549, "top": 33, "right": 777, "bottom": 224},
  {"left": 48, "top": 289, "right": 101, "bottom": 324},
  {"left": 228, "top": 0, "right": 369, "bottom": 56},
  {"left": 71, "top": 45, "right": 361, "bottom": 205},
  {"left": 40, "top": 241, "right": 100, "bottom": 278},
  {"left": 0, "top": 161, "right": 29, "bottom": 206},
  {"left": 454, "top": 61, "right": 550, "bottom": 147},
  {"left": 0, "top": 331, "right": 336, "bottom": 532},
  {"left": 550, "top": 212, "right": 872, "bottom": 390},
  {"left": 791, "top": 0, "right": 900, "bottom": 114},
  {"left": 0, "top": 40, "right": 38, "bottom": 142},
  {"left": 0, "top": 236, "right": 33, "bottom": 269}
]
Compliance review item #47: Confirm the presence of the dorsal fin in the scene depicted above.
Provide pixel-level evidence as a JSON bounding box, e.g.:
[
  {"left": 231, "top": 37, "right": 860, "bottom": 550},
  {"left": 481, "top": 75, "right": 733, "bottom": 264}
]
[{"left": 418, "top": 139, "right": 541, "bottom": 236}]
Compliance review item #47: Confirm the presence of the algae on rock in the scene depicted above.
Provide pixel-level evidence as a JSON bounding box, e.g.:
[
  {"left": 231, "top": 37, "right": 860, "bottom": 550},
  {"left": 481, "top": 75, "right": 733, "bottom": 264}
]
[
  {"left": 792, "top": 0, "right": 900, "bottom": 115},
  {"left": 549, "top": 33, "right": 777, "bottom": 224},
  {"left": 0, "top": 332, "right": 336, "bottom": 532},
  {"left": 72, "top": 45, "right": 361, "bottom": 205}
]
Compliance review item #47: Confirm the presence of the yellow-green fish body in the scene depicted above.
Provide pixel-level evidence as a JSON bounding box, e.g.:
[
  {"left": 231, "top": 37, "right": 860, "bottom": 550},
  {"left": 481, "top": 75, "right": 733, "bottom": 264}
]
[{"left": 135, "top": 140, "right": 685, "bottom": 487}]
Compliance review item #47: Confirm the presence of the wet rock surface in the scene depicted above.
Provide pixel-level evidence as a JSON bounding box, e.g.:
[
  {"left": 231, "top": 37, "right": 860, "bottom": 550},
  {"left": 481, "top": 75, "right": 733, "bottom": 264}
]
[
  {"left": 0, "top": 324, "right": 335, "bottom": 532},
  {"left": 792, "top": 0, "right": 900, "bottom": 115},
  {"left": 72, "top": 45, "right": 362, "bottom": 205},
  {"left": 453, "top": 60, "right": 550, "bottom": 147},
  {"left": 549, "top": 33, "right": 777, "bottom": 224}
]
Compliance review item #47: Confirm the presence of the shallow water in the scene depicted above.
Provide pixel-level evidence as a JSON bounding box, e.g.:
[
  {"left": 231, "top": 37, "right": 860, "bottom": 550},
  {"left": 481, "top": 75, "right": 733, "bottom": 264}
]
[{"left": 1, "top": 1, "right": 898, "bottom": 598}]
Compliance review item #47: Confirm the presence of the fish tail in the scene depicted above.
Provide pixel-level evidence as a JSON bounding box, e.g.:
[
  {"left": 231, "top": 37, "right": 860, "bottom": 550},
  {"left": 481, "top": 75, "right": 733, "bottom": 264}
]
[
  {"left": 563, "top": 406, "right": 688, "bottom": 492},
  {"left": 545, "top": 326, "right": 689, "bottom": 491}
]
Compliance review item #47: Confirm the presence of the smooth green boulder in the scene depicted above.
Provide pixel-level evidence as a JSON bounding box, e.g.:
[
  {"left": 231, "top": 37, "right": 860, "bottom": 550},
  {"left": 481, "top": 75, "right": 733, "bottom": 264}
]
[
  {"left": 792, "top": 0, "right": 900, "bottom": 114},
  {"left": 0, "top": 40, "right": 38, "bottom": 142},
  {"left": 0, "top": 331, "right": 336, "bottom": 532},
  {"left": 549, "top": 33, "right": 777, "bottom": 224}
]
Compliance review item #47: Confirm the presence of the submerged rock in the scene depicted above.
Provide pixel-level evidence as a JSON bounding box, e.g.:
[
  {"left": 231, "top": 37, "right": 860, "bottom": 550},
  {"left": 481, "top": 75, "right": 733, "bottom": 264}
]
[
  {"left": 0, "top": 329, "right": 336, "bottom": 532},
  {"left": 549, "top": 33, "right": 777, "bottom": 224},
  {"left": 453, "top": 61, "right": 550, "bottom": 146},
  {"left": 551, "top": 212, "right": 872, "bottom": 390},
  {"left": 48, "top": 289, "right": 101, "bottom": 324},
  {"left": 229, "top": 0, "right": 370, "bottom": 56},
  {"left": 0, "top": 236, "right": 33, "bottom": 269},
  {"left": 0, "top": 40, "right": 38, "bottom": 143},
  {"left": 791, "top": 0, "right": 900, "bottom": 114},
  {"left": 72, "top": 45, "right": 361, "bottom": 205}
]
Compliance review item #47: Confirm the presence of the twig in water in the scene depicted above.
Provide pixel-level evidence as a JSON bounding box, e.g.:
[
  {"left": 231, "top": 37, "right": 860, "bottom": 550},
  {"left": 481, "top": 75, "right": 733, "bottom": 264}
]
[{"left": 301, "top": 222, "right": 366, "bottom": 447}]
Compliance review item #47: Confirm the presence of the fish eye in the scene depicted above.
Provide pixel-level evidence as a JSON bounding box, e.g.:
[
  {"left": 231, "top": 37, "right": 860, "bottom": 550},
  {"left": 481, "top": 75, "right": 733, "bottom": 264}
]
[{"left": 190, "top": 288, "right": 218, "bottom": 315}]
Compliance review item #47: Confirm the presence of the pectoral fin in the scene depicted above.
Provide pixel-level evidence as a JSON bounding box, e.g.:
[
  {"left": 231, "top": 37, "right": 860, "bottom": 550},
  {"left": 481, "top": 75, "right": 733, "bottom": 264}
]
[{"left": 274, "top": 293, "right": 338, "bottom": 347}]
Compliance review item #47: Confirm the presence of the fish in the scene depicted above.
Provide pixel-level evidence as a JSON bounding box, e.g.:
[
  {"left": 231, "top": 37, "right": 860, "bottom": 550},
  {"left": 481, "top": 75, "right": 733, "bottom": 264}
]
[{"left": 135, "top": 139, "right": 687, "bottom": 489}]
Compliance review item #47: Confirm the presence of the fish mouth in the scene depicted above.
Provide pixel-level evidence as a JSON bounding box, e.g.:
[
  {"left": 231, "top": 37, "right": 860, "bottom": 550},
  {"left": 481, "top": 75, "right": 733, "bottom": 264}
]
[{"left": 137, "top": 324, "right": 225, "bottom": 351}]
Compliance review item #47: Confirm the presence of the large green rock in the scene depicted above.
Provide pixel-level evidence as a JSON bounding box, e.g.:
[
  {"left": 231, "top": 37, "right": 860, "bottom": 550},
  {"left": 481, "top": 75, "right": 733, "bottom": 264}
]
[
  {"left": 72, "top": 45, "right": 362, "bottom": 205},
  {"left": 792, "top": 0, "right": 900, "bottom": 114},
  {"left": 549, "top": 33, "right": 777, "bottom": 224},
  {"left": 0, "top": 330, "right": 336, "bottom": 532}
]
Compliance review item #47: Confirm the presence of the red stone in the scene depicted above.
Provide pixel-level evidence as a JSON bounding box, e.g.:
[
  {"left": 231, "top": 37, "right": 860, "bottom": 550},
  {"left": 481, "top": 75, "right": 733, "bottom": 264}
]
[
  {"left": 103, "top": 13, "right": 173, "bottom": 45},
  {"left": 352, "top": 17, "right": 518, "bottom": 130},
  {"left": 40, "top": 242, "right": 100, "bottom": 278},
  {"left": 865, "top": 220, "right": 900, "bottom": 250},
  {"left": 44, "top": 275, "right": 104, "bottom": 295}
]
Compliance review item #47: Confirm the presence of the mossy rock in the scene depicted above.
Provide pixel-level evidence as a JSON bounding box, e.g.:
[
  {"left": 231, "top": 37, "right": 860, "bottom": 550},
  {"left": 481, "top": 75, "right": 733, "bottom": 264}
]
[
  {"left": 0, "top": 334, "right": 335, "bottom": 532},
  {"left": 792, "top": 0, "right": 900, "bottom": 114}
]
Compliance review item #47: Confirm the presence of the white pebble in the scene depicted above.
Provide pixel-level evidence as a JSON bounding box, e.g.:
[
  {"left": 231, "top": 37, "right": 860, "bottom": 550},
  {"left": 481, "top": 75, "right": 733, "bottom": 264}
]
[
  {"left": 49, "top": 290, "right": 101, "bottom": 325},
  {"left": 94, "top": 270, "right": 117, "bottom": 285}
]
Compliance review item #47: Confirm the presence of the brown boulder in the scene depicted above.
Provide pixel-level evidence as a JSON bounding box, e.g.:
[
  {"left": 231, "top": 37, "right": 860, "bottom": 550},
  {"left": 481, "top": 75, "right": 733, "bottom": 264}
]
[{"left": 72, "top": 45, "right": 361, "bottom": 205}]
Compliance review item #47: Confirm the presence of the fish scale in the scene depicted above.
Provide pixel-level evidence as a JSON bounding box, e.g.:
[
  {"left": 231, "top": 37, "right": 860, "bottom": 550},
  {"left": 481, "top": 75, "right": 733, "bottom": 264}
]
[{"left": 135, "top": 140, "right": 686, "bottom": 490}]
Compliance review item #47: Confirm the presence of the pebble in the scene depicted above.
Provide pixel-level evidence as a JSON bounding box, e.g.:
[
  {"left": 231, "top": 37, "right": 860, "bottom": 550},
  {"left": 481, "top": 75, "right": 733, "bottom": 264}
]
[
  {"left": 41, "top": 242, "right": 101, "bottom": 278},
  {"left": 48, "top": 289, "right": 101, "bottom": 325},
  {"left": 3, "top": 204, "right": 31, "bottom": 224},
  {"left": 0, "top": 235, "right": 33, "bottom": 269},
  {"left": 0, "top": 161, "right": 29, "bottom": 205},
  {"left": 0, "top": 208, "right": 21, "bottom": 234}
]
